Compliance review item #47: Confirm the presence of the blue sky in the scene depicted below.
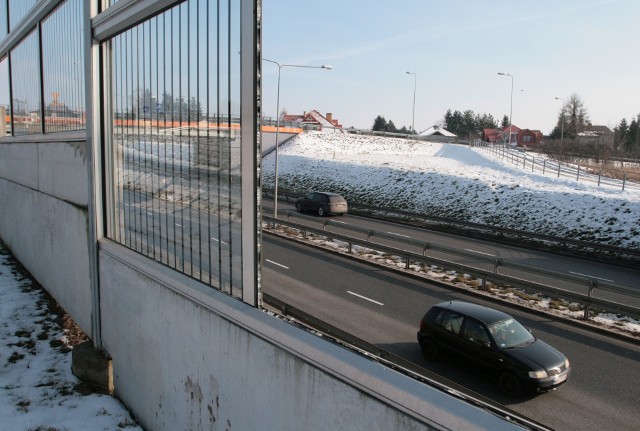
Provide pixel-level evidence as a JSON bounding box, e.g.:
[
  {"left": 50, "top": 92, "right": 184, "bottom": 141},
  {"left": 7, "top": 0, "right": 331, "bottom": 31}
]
[{"left": 262, "top": 0, "right": 640, "bottom": 133}]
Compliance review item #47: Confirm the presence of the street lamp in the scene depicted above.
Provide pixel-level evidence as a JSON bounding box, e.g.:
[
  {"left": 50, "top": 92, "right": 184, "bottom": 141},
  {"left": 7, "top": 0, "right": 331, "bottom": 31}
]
[
  {"left": 555, "top": 96, "right": 565, "bottom": 144},
  {"left": 263, "top": 58, "right": 333, "bottom": 218},
  {"left": 497, "top": 72, "right": 514, "bottom": 145},
  {"left": 406, "top": 71, "right": 416, "bottom": 134}
]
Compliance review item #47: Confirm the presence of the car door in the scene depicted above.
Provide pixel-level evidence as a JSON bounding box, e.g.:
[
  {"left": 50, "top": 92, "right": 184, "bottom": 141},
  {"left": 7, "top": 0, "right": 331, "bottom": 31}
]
[
  {"left": 431, "top": 310, "right": 465, "bottom": 356},
  {"left": 302, "top": 193, "right": 315, "bottom": 211},
  {"left": 459, "top": 318, "right": 502, "bottom": 373}
]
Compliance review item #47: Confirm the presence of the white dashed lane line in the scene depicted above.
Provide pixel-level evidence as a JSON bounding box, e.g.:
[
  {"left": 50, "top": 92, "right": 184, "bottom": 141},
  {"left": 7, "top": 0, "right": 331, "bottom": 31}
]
[
  {"left": 465, "top": 248, "right": 496, "bottom": 257},
  {"left": 569, "top": 271, "right": 614, "bottom": 283},
  {"left": 266, "top": 259, "right": 289, "bottom": 269},
  {"left": 347, "top": 291, "right": 384, "bottom": 306}
]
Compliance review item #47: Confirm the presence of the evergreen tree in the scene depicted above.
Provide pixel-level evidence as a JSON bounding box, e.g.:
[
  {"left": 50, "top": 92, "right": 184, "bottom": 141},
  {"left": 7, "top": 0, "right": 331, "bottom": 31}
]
[
  {"left": 501, "top": 115, "right": 510, "bottom": 129},
  {"left": 613, "top": 118, "right": 629, "bottom": 152},
  {"left": 387, "top": 120, "right": 397, "bottom": 133},
  {"left": 627, "top": 115, "right": 640, "bottom": 155},
  {"left": 372, "top": 115, "right": 388, "bottom": 131}
]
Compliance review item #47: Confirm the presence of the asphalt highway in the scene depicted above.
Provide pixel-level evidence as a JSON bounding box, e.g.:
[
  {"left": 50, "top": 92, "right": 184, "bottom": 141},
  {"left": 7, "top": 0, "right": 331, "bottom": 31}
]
[{"left": 262, "top": 234, "right": 640, "bottom": 431}]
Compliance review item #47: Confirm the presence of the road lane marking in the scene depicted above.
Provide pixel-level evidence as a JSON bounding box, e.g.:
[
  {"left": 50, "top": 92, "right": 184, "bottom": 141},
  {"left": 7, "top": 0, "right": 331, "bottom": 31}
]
[
  {"left": 569, "top": 271, "right": 614, "bottom": 283},
  {"left": 175, "top": 223, "right": 182, "bottom": 227},
  {"left": 387, "top": 231, "right": 411, "bottom": 238},
  {"left": 332, "top": 220, "right": 347, "bottom": 224},
  {"left": 266, "top": 259, "right": 289, "bottom": 269},
  {"left": 211, "top": 237, "right": 229, "bottom": 245},
  {"left": 147, "top": 212, "right": 154, "bottom": 216},
  {"left": 465, "top": 248, "right": 495, "bottom": 257},
  {"left": 347, "top": 291, "right": 384, "bottom": 306}
]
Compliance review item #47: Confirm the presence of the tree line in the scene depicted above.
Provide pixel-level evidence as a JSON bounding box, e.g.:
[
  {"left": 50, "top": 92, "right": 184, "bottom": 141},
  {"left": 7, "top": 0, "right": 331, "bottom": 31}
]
[{"left": 371, "top": 115, "right": 415, "bottom": 134}]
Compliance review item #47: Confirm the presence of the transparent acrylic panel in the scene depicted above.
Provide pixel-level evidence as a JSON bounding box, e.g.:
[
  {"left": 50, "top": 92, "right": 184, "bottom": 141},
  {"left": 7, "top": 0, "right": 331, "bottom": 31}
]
[
  {"left": 0, "top": 1, "right": 8, "bottom": 42},
  {"left": 10, "top": 29, "right": 40, "bottom": 135},
  {"left": 109, "top": 0, "right": 243, "bottom": 298},
  {"left": 8, "top": 0, "right": 37, "bottom": 31},
  {"left": 42, "top": 0, "right": 85, "bottom": 133},
  {"left": 0, "top": 56, "right": 8, "bottom": 137}
]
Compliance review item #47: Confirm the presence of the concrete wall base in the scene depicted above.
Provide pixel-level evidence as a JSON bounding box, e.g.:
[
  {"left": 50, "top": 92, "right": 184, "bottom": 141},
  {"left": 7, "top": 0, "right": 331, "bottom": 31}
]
[{"left": 72, "top": 341, "right": 114, "bottom": 395}]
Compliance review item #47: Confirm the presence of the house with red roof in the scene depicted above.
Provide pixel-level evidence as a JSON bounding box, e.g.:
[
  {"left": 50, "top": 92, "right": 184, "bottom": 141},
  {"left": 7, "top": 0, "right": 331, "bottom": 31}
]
[
  {"left": 482, "top": 125, "right": 543, "bottom": 147},
  {"left": 282, "top": 110, "right": 342, "bottom": 131}
]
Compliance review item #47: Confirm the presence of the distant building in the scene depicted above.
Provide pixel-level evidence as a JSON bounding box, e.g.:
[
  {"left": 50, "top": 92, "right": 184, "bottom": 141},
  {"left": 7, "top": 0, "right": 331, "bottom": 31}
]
[
  {"left": 482, "top": 125, "right": 543, "bottom": 148},
  {"left": 282, "top": 110, "right": 342, "bottom": 131},
  {"left": 419, "top": 125, "right": 456, "bottom": 137},
  {"left": 577, "top": 123, "right": 612, "bottom": 139}
]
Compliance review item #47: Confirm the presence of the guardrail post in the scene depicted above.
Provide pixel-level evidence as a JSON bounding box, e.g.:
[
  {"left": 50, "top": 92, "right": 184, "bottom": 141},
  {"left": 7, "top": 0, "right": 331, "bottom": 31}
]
[
  {"left": 494, "top": 259, "right": 502, "bottom": 274},
  {"left": 323, "top": 220, "right": 328, "bottom": 231},
  {"left": 422, "top": 243, "right": 430, "bottom": 256},
  {"left": 348, "top": 241, "right": 352, "bottom": 254},
  {"left": 368, "top": 230, "right": 373, "bottom": 242},
  {"left": 576, "top": 165, "right": 581, "bottom": 181},
  {"left": 303, "top": 228, "right": 307, "bottom": 240},
  {"left": 623, "top": 172, "right": 626, "bottom": 190},
  {"left": 584, "top": 279, "right": 597, "bottom": 320},
  {"left": 598, "top": 169, "right": 602, "bottom": 186},
  {"left": 558, "top": 163, "right": 561, "bottom": 178},
  {"left": 406, "top": 256, "right": 411, "bottom": 270},
  {"left": 481, "top": 278, "right": 487, "bottom": 291},
  {"left": 543, "top": 159, "right": 546, "bottom": 174}
]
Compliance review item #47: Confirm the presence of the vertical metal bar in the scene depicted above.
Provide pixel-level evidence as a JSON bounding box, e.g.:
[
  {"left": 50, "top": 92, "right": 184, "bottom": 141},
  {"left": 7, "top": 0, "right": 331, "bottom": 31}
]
[
  {"left": 623, "top": 172, "right": 626, "bottom": 190},
  {"left": 576, "top": 164, "right": 580, "bottom": 181},
  {"left": 543, "top": 159, "right": 546, "bottom": 174},
  {"left": 241, "top": 0, "right": 260, "bottom": 305},
  {"left": 85, "top": 0, "right": 103, "bottom": 349},
  {"left": 37, "top": 21, "right": 44, "bottom": 134},
  {"left": 598, "top": 169, "right": 601, "bottom": 186}
]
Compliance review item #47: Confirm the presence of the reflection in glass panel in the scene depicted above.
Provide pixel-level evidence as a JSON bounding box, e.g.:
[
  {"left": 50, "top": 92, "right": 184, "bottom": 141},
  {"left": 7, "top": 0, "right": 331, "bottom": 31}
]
[
  {"left": 1, "top": 1, "right": 8, "bottom": 41},
  {"left": 0, "top": 57, "right": 8, "bottom": 137},
  {"left": 8, "top": 0, "right": 37, "bottom": 31},
  {"left": 109, "top": 0, "right": 243, "bottom": 298},
  {"left": 10, "top": 30, "right": 41, "bottom": 135},
  {"left": 42, "top": 0, "right": 85, "bottom": 133}
]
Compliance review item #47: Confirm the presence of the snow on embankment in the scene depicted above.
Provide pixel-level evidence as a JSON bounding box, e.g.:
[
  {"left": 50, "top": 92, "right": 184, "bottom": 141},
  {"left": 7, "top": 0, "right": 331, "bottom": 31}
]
[{"left": 262, "top": 131, "right": 640, "bottom": 248}]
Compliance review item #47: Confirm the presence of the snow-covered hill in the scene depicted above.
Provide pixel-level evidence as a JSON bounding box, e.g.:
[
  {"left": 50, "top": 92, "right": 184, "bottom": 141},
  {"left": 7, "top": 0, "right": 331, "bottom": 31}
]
[{"left": 262, "top": 131, "right": 640, "bottom": 248}]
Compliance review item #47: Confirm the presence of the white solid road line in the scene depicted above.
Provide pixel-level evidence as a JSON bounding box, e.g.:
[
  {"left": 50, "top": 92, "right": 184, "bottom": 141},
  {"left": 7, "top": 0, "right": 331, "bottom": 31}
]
[
  {"left": 465, "top": 248, "right": 496, "bottom": 257},
  {"left": 347, "top": 290, "right": 384, "bottom": 306},
  {"left": 211, "top": 237, "right": 229, "bottom": 245},
  {"left": 266, "top": 259, "right": 289, "bottom": 269},
  {"left": 569, "top": 271, "right": 614, "bottom": 283}
]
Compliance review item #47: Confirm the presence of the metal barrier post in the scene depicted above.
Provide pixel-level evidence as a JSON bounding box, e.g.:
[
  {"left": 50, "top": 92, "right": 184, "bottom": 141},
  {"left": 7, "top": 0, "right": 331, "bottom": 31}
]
[
  {"left": 576, "top": 165, "right": 580, "bottom": 181},
  {"left": 494, "top": 259, "right": 502, "bottom": 274},
  {"left": 584, "top": 279, "right": 597, "bottom": 320},
  {"left": 623, "top": 172, "right": 626, "bottom": 191},
  {"left": 543, "top": 159, "right": 546, "bottom": 174}
]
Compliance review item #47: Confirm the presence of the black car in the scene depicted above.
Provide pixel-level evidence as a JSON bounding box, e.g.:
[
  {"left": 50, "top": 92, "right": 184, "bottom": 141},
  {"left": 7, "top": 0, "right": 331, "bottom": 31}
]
[
  {"left": 417, "top": 301, "right": 570, "bottom": 397},
  {"left": 295, "top": 192, "right": 348, "bottom": 216}
]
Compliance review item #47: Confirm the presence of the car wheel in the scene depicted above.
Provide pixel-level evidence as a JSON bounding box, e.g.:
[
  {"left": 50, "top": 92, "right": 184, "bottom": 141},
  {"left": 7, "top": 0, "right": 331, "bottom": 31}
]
[
  {"left": 498, "top": 371, "right": 523, "bottom": 397},
  {"left": 318, "top": 206, "right": 325, "bottom": 217},
  {"left": 420, "top": 339, "right": 438, "bottom": 361},
  {"left": 295, "top": 202, "right": 302, "bottom": 212}
]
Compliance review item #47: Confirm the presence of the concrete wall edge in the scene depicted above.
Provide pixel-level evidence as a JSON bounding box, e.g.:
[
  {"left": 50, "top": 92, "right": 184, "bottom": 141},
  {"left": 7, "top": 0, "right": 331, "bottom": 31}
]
[{"left": 98, "top": 239, "right": 521, "bottom": 431}]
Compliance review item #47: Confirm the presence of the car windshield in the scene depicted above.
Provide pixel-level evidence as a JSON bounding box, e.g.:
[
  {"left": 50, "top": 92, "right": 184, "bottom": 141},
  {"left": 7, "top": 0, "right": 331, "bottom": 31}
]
[{"left": 488, "top": 318, "right": 534, "bottom": 349}]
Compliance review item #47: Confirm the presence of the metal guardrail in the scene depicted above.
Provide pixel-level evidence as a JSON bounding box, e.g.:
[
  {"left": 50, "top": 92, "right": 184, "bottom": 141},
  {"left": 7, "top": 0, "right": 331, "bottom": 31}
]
[
  {"left": 346, "top": 202, "right": 640, "bottom": 260},
  {"left": 264, "top": 215, "right": 640, "bottom": 321},
  {"left": 264, "top": 189, "right": 640, "bottom": 261},
  {"left": 263, "top": 292, "right": 553, "bottom": 431}
]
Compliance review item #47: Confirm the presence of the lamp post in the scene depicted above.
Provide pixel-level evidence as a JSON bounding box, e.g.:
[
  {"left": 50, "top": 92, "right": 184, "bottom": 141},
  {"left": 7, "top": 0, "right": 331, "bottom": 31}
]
[
  {"left": 263, "top": 58, "right": 332, "bottom": 218},
  {"left": 555, "top": 96, "right": 565, "bottom": 144},
  {"left": 406, "top": 71, "right": 416, "bottom": 134},
  {"left": 497, "top": 72, "right": 514, "bottom": 145}
]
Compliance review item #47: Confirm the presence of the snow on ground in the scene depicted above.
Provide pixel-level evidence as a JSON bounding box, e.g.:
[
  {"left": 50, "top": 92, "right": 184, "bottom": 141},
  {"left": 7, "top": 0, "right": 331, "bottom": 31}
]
[
  {"left": 0, "top": 242, "right": 142, "bottom": 431},
  {"left": 262, "top": 131, "right": 640, "bottom": 248}
]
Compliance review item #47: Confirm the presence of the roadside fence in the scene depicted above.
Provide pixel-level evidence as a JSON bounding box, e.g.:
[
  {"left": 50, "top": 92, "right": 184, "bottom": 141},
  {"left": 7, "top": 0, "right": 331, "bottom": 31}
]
[{"left": 472, "top": 141, "right": 640, "bottom": 191}]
